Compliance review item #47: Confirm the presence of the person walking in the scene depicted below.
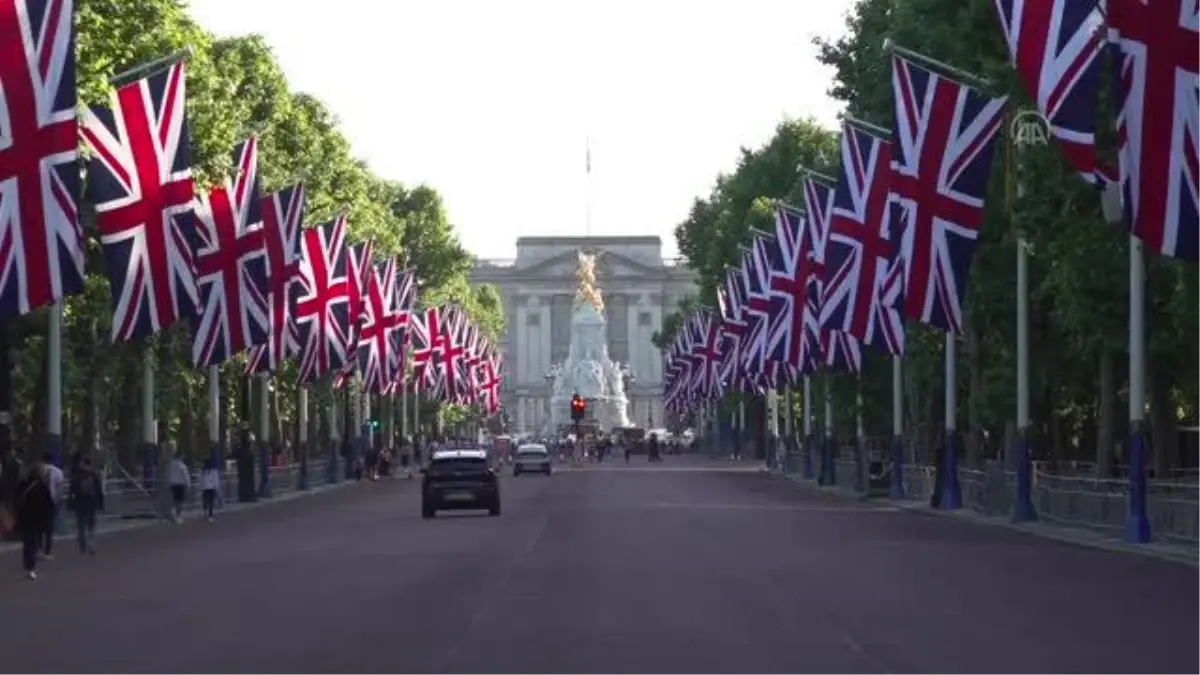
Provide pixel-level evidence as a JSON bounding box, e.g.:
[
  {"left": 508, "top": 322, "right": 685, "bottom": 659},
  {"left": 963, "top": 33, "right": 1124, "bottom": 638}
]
[
  {"left": 199, "top": 459, "right": 220, "bottom": 522},
  {"left": 42, "top": 453, "right": 65, "bottom": 559},
  {"left": 167, "top": 456, "right": 190, "bottom": 523},
  {"left": 15, "top": 460, "right": 54, "bottom": 580},
  {"left": 68, "top": 454, "right": 103, "bottom": 555}
]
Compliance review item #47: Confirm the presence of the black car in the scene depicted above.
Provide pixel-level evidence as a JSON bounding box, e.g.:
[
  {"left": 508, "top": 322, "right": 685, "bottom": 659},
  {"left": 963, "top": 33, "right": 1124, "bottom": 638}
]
[{"left": 421, "top": 449, "right": 500, "bottom": 518}]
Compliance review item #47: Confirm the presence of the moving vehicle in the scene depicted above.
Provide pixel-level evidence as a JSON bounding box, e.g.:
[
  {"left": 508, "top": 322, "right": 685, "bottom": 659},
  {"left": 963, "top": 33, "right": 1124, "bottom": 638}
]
[
  {"left": 513, "top": 444, "right": 552, "bottom": 476},
  {"left": 421, "top": 449, "right": 500, "bottom": 518}
]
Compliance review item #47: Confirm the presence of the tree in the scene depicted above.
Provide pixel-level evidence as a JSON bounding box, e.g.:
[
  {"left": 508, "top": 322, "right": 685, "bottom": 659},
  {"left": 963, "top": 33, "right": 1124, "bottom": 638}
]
[{"left": 6, "top": 0, "right": 505, "bottom": 461}]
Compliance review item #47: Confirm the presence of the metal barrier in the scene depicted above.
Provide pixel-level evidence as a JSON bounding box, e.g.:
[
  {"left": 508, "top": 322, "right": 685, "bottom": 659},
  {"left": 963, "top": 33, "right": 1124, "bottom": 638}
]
[
  {"left": 99, "top": 460, "right": 331, "bottom": 521},
  {"left": 788, "top": 438, "right": 1199, "bottom": 544}
]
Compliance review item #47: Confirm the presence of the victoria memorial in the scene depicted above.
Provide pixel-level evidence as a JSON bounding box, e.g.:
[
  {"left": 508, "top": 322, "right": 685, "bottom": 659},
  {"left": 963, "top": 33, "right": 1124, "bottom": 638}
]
[{"left": 470, "top": 236, "right": 698, "bottom": 435}]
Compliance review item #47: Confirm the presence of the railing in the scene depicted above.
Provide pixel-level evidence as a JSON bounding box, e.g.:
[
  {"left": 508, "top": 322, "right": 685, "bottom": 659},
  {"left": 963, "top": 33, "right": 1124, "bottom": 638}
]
[
  {"left": 99, "top": 460, "right": 332, "bottom": 521},
  {"left": 778, "top": 437, "right": 1199, "bottom": 544}
]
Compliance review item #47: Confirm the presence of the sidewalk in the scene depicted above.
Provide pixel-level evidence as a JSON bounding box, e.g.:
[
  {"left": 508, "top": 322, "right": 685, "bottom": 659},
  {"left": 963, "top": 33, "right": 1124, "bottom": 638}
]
[
  {"left": 776, "top": 471, "right": 1199, "bottom": 568},
  {"left": 0, "top": 479, "right": 361, "bottom": 556}
]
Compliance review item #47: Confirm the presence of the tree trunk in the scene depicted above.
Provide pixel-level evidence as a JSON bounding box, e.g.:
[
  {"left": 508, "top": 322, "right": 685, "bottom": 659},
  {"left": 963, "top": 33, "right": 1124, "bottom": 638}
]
[
  {"left": 1148, "top": 363, "right": 1178, "bottom": 479},
  {"left": 1096, "top": 348, "right": 1116, "bottom": 477}
]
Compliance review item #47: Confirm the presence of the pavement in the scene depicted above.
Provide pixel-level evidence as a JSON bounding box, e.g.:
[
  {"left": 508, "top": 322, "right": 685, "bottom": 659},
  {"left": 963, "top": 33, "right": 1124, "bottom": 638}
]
[{"left": 0, "top": 457, "right": 1195, "bottom": 674}]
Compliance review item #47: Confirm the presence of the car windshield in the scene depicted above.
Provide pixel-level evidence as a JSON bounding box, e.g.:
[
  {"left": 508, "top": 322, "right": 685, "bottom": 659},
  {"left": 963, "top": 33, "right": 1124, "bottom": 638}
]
[
  {"left": 431, "top": 457, "right": 487, "bottom": 472},
  {"left": 517, "top": 449, "right": 546, "bottom": 457}
]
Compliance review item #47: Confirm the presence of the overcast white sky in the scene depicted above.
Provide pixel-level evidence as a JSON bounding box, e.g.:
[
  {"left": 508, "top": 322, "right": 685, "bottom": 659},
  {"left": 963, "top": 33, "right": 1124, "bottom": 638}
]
[{"left": 187, "top": 0, "right": 855, "bottom": 259}]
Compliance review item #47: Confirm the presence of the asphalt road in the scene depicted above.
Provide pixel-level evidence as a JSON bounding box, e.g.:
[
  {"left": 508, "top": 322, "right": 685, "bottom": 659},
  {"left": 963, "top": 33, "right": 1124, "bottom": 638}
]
[{"left": 0, "top": 458, "right": 1195, "bottom": 674}]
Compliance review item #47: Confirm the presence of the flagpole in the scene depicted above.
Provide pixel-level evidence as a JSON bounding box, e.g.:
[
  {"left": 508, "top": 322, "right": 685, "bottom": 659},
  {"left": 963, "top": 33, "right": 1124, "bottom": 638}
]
[
  {"left": 47, "top": 304, "right": 62, "bottom": 467},
  {"left": 297, "top": 383, "right": 309, "bottom": 490},
  {"left": 257, "top": 374, "right": 271, "bottom": 498},
  {"left": 801, "top": 375, "right": 814, "bottom": 478},
  {"left": 585, "top": 137, "right": 593, "bottom": 237},
  {"left": 109, "top": 47, "right": 193, "bottom": 88}
]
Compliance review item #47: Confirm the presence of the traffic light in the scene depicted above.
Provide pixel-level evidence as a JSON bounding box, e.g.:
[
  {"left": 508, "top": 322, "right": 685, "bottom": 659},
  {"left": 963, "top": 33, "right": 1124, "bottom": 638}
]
[{"left": 570, "top": 395, "right": 587, "bottom": 422}]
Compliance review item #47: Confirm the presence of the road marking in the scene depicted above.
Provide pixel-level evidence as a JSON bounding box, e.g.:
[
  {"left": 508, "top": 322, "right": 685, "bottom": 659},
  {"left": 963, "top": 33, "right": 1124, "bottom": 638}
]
[
  {"left": 562, "top": 503, "right": 900, "bottom": 513},
  {"left": 555, "top": 465, "right": 764, "bottom": 473}
]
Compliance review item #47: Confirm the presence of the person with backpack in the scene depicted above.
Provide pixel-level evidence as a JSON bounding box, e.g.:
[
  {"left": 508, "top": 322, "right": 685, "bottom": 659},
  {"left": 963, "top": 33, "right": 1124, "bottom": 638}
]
[
  {"left": 15, "top": 459, "right": 54, "bottom": 580},
  {"left": 68, "top": 454, "right": 103, "bottom": 555}
]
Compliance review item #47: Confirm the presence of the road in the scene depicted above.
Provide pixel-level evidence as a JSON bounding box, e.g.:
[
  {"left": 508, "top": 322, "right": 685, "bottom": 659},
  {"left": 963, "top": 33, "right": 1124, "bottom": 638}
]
[{"left": 0, "top": 457, "right": 1195, "bottom": 674}]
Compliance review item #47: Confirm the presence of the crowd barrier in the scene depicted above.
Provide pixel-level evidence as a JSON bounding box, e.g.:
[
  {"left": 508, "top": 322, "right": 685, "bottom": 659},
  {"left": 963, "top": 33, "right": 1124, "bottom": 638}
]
[
  {"left": 98, "top": 460, "right": 332, "bottom": 522},
  {"left": 759, "top": 437, "right": 1200, "bottom": 544}
]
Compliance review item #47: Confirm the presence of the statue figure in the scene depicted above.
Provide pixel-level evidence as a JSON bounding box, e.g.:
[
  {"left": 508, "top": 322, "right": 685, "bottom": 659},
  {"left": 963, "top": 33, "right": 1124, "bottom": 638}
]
[
  {"left": 574, "top": 250, "right": 604, "bottom": 313},
  {"left": 541, "top": 249, "right": 634, "bottom": 434}
]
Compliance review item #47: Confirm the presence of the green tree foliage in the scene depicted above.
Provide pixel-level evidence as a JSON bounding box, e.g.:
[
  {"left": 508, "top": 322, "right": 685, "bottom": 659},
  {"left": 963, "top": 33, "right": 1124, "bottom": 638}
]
[
  {"left": 666, "top": 0, "right": 1196, "bottom": 472},
  {"left": 8, "top": 0, "right": 503, "bottom": 459}
]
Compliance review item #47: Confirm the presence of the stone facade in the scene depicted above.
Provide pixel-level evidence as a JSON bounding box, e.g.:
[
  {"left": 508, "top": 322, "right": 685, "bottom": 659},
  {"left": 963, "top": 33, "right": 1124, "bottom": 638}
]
[{"left": 470, "top": 235, "right": 698, "bottom": 435}]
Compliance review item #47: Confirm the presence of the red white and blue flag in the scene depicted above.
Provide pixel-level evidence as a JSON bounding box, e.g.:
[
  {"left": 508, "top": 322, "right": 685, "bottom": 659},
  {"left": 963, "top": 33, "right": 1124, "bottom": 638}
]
[
  {"left": 81, "top": 58, "right": 197, "bottom": 342},
  {"left": 799, "top": 175, "right": 862, "bottom": 374},
  {"left": 1106, "top": 0, "right": 1198, "bottom": 262},
  {"left": 332, "top": 239, "right": 375, "bottom": 389},
  {"left": 763, "top": 204, "right": 817, "bottom": 375},
  {"left": 295, "top": 216, "right": 351, "bottom": 384},
  {"left": 821, "top": 123, "right": 905, "bottom": 356},
  {"left": 190, "top": 137, "right": 268, "bottom": 368},
  {"left": 992, "top": 0, "right": 1116, "bottom": 186},
  {"left": 688, "top": 308, "right": 723, "bottom": 400},
  {"left": 889, "top": 52, "right": 1007, "bottom": 334},
  {"left": 0, "top": 0, "right": 84, "bottom": 319},
  {"left": 358, "top": 257, "right": 405, "bottom": 394},
  {"left": 246, "top": 183, "right": 305, "bottom": 374}
]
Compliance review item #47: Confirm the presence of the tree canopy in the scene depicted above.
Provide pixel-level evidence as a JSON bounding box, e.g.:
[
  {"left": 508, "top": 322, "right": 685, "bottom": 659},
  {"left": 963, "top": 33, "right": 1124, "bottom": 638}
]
[
  {"left": 660, "top": 0, "right": 1197, "bottom": 474},
  {"left": 11, "top": 0, "right": 504, "bottom": 458}
]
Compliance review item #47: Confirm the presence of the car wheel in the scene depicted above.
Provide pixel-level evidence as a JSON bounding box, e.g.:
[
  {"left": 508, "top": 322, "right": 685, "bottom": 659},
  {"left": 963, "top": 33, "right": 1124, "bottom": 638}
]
[
  {"left": 513, "top": 468, "right": 521, "bottom": 477},
  {"left": 488, "top": 500, "right": 501, "bottom": 517},
  {"left": 544, "top": 467, "right": 552, "bottom": 476},
  {"left": 422, "top": 502, "right": 436, "bottom": 519}
]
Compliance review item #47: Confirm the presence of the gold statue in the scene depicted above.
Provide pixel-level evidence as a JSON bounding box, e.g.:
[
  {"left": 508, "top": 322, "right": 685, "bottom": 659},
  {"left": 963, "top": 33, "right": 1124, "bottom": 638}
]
[{"left": 574, "top": 250, "right": 604, "bottom": 312}]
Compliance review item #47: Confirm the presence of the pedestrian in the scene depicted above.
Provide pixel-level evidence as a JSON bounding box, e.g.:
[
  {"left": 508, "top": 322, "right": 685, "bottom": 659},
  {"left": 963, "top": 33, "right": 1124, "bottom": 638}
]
[
  {"left": 199, "top": 459, "right": 220, "bottom": 522},
  {"left": 0, "top": 449, "right": 22, "bottom": 542},
  {"left": 14, "top": 460, "right": 54, "bottom": 580},
  {"left": 167, "top": 455, "right": 190, "bottom": 523},
  {"left": 42, "top": 452, "right": 64, "bottom": 559},
  {"left": 68, "top": 454, "right": 103, "bottom": 555},
  {"left": 399, "top": 439, "right": 412, "bottom": 478}
]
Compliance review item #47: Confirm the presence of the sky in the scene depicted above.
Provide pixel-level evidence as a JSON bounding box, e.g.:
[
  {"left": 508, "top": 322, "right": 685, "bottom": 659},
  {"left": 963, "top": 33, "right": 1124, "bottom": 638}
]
[{"left": 187, "top": 0, "right": 856, "bottom": 260}]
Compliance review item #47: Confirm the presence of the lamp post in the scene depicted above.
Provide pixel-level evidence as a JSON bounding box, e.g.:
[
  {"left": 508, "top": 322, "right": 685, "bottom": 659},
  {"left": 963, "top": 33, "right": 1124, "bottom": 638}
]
[{"left": 1010, "top": 108, "right": 1045, "bottom": 523}]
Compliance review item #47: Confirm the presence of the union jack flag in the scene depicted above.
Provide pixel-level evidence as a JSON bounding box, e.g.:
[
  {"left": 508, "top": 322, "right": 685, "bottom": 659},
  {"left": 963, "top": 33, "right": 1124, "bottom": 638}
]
[
  {"left": 993, "top": 0, "right": 1117, "bottom": 185},
  {"left": 409, "top": 305, "right": 439, "bottom": 392},
  {"left": 1107, "top": 0, "right": 1198, "bottom": 262},
  {"left": 717, "top": 268, "right": 748, "bottom": 390},
  {"left": 762, "top": 204, "right": 818, "bottom": 374},
  {"left": 381, "top": 267, "right": 417, "bottom": 396},
  {"left": 246, "top": 183, "right": 305, "bottom": 374},
  {"left": 821, "top": 123, "right": 906, "bottom": 356},
  {"left": 739, "top": 234, "right": 777, "bottom": 380},
  {"left": 479, "top": 353, "right": 503, "bottom": 416},
  {"left": 889, "top": 53, "right": 1008, "bottom": 334},
  {"left": 796, "top": 175, "right": 865, "bottom": 374},
  {"left": 357, "top": 257, "right": 404, "bottom": 394},
  {"left": 81, "top": 59, "right": 197, "bottom": 342},
  {"left": 459, "top": 322, "right": 483, "bottom": 405},
  {"left": 0, "top": 0, "right": 83, "bottom": 319},
  {"left": 190, "top": 137, "right": 268, "bottom": 368},
  {"left": 332, "top": 239, "right": 374, "bottom": 389},
  {"left": 820, "top": 330, "right": 862, "bottom": 373},
  {"left": 431, "top": 304, "right": 468, "bottom": 403},
  {"left": 295, "top": 216, "right": 350, "bottom": 384},
  {"left": 688, "top": 309, "right": 723, "bottom": 400}
]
